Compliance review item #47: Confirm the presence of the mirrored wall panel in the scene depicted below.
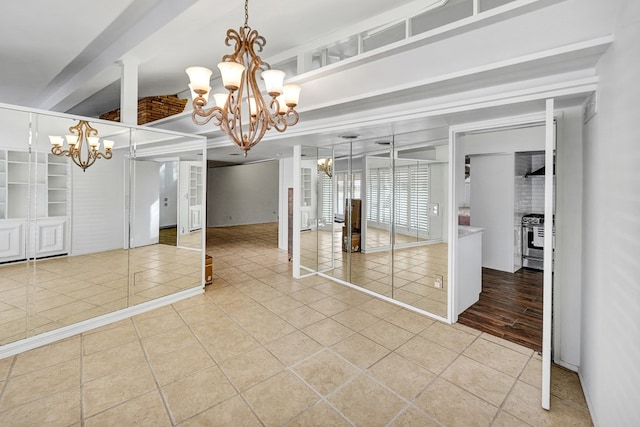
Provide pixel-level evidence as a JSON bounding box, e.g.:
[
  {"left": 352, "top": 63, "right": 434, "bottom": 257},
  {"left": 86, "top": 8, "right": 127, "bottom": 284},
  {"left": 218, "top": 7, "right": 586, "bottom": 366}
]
[
  {"left": 298, "top": 129, "right": 449, "bottom": 320},
  {"left": 0, "top": 105, "right": 206, "bottom": 346}
]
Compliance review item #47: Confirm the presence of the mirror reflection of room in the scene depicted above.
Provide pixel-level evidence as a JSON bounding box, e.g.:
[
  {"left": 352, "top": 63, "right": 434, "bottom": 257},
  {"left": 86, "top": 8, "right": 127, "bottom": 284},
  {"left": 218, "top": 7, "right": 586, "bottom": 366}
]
[
  {"left": 305, "top": 131, "right": 450, "bottom": 320},
  {"left": 0, "top": 108, "right": 205, "bottom": 347}
]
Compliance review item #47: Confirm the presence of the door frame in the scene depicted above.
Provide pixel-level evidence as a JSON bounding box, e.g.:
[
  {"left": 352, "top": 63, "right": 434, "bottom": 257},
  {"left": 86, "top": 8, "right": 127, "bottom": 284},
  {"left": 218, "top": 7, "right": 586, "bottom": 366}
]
[{"left": 449, "top": 104, "right": 555, "bottom": 409}]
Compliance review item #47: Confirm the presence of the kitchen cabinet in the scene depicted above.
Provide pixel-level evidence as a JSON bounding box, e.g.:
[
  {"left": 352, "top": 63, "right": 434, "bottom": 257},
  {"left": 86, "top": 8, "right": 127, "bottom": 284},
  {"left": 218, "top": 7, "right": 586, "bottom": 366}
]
[{"left": 457, "top": 226, "right": 483, "bottom": 315}]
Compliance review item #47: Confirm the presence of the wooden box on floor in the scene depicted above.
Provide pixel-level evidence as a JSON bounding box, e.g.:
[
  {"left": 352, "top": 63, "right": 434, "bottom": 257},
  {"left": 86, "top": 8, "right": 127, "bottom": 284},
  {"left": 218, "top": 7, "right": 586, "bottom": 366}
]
[
  {"left": 342, "top": 228, "right": 361, "bottom": 252},
  {"left": 205, "top": 255, "right": 213, "bottom": 286},
  {"left": 344, "top": 199, "right": 361, "bottom": 232}
]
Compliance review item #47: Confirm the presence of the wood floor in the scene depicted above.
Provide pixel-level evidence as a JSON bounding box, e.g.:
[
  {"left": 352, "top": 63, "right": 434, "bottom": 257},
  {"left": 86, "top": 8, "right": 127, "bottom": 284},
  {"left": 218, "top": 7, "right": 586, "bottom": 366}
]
[{"left": 458, "top": 267, "right": 543, "bottom": 352}]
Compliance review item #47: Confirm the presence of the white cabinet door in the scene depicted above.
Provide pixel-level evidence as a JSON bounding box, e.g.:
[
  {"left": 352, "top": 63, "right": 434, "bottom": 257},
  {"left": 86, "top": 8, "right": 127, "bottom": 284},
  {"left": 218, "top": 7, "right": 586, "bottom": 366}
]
[
  {"left": 0, "top": 220, "right": 24, "bottom": 262},
  {"left": 34, "top": 218, "right": 66, "bottom": 257},
  {"left": 189, "top": 206, "right": 202, "bottom": 231}
]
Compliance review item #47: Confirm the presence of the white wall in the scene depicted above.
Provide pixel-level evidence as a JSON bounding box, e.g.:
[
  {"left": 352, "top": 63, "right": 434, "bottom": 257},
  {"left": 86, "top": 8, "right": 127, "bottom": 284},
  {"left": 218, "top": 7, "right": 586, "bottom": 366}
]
[
  {"left": 552, "top": 106, "right": 583, "bottom": 370},
  {"left": 580, "top": 0, "right": 640, "bottom": 424},
  {"left": 469, "top": 153, "right": 516, "bottom": 272},
  {"left": 207, "top": 160, "right": 279, "bottom": 227},
  {"left": 278, "top": 157, "right": 294, "bottom": 250},
  {"left": 71, "top": 151, "right": 126, "bottom": 255}
]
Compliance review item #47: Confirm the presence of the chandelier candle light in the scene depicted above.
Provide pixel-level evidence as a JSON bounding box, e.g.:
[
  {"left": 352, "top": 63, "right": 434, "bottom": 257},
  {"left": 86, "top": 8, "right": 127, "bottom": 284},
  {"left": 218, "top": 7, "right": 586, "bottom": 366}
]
[
  {"left": 185, "top": 0, "right": 301, "bottom": 156},
  {"left": 49, "top": 120, "right": 114, "bottom": 172}
]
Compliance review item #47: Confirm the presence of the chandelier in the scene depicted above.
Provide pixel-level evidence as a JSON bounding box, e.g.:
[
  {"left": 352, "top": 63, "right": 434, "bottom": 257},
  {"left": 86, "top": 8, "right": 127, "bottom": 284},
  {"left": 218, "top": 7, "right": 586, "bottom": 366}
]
[
  {"left": 49, "top": 120, "right": 114, "bottom": 172},
  {"left": 317, "top": 158, "right": 333, "bottom": 177},
  {"left": 185, "top": 0, "right": 301, "bottom": 157}
]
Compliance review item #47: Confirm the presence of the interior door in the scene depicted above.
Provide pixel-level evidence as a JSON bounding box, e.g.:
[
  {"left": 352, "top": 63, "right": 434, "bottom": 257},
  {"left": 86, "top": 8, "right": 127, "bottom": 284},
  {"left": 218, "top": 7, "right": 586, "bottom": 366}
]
[{"left": 131, "top": 160, "right": 160, "bottom": 247}]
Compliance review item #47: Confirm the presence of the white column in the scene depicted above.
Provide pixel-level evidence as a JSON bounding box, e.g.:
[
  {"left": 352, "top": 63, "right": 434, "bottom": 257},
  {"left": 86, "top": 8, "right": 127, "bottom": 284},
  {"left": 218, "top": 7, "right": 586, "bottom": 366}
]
[{"left": 119, "top": 58, "right": 139, "bottom": 125}]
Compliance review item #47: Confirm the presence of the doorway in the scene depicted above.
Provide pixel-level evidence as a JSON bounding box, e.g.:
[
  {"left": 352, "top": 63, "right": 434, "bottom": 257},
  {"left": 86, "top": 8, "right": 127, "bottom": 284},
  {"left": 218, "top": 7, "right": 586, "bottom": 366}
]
[{"left": 454, "top": 124, "right": 551, "bottom": 352}]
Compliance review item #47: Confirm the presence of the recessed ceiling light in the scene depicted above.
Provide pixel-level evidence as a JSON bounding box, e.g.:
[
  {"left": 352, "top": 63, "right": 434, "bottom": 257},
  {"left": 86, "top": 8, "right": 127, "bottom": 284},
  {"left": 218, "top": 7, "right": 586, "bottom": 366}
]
[
  {"left": 375, "top": 140, "right": 390, "bottom": 145},
  {"left": 340, "top": 134, "right": 359, "bottom": 140},
  {"left": 229, "top": 153, "right": 241, "bottom": 156}
]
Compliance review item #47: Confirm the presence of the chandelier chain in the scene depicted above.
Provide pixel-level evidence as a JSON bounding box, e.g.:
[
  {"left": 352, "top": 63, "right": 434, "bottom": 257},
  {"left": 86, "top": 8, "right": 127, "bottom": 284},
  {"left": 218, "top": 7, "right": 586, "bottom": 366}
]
[{"left": 244, "top": 0, "right": 249, "bottom": 28}]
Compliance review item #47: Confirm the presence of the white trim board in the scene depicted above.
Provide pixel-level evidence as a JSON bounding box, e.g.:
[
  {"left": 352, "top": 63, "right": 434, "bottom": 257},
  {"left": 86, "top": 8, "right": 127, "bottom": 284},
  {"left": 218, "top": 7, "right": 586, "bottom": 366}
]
[{"left": 0, "top": 286, "right": 204, "bottom": 360}]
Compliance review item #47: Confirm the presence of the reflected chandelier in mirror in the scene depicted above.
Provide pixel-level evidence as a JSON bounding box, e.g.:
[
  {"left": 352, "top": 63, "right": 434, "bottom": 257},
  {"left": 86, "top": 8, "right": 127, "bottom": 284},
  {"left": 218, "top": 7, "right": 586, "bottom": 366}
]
[{"left": 49, "top": 120, "right": 114, "bottom": 172}]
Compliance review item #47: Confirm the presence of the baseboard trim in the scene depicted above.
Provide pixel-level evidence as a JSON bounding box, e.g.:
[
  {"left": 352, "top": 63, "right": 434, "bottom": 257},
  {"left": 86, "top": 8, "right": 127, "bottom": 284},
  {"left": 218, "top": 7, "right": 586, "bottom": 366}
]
[{"left": 0, "top": 286, "right": 203, "bottom": 360}]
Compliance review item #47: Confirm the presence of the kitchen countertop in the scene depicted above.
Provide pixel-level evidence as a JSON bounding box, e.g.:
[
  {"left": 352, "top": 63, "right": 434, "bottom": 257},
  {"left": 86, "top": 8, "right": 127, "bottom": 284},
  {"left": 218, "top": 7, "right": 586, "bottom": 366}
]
[{"left": 458, "top": 226, "right": 484, "bottom": 238}]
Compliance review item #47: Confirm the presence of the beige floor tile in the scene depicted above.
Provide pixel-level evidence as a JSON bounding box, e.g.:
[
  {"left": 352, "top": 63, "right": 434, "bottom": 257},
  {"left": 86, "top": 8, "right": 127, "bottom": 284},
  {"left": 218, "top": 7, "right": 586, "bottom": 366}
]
[
  {"left": 328, "top": 374, "right": 406, "bottom": 427},
  {"left": 265, "top": 331, "right": 323, "bottom": 367},
  {"left": 463, "top": 337, "right": 531, "bottom": 378},
  {"left": 83, "top": 340, "right": 147, "bottom": 382},
  {"left": 551, "top": 365, "right": 589, "bottom": 410},
  {"left": 161, "top": 366, "right": 237, "bottom": 424},
  {"left": 302, "top": 318, "right": 354, "bottom": 347},
  {"left": 395, "top": 335, "right": 458, "bottom": 374},
  {"left": 421, "top": 321, "right": 477, "bottom": 353},
  {"left": 141, "top": 326, "right": 202, "bottom": 360},
  {"left": 332, "top": 307, "right": 380, "bottom": 332},
  {"left": 221, "top": 346, "right": 285, "bottom": 391},
  {"left": 197, "top": 327, "right": 260, "bottom": 364},
  {"left": 331, "top": 333, "right": 390, "bottom": 369},
  {"left": 360, "top": 319, "right": 415, "bottom": 350},
  {"left": 414, "top": 378, "right": 499, "bottom": 427},
  {"left": 368, "top": 352, "right": 436, "bottom": 400},
  {"left": 83, "top": 361, "right": 157, "bottom": 417},
  {"left": 83, "top": 321, "right": 138, "bottom": 355},
  {"left": 308, "top": 296, "right": 350, "bottom": 317},
  {"left": 12, "top": 336, "right": 80, "bottom": 376},
  {"left": 279, "top": 305, "right": 326, "bottom": 329},
  {"left": 357, "top": 297, "right": 400, "bottom": 318},
  {"left": 0, "top": 388, "right": 81, "bottom": 426},
  {"left": 442, "top": 355, "right": 516, "bottom": 407},
  {"left": 388, "top": 406, "right": 441, "bottom": 427},
  {"left": 502, "top": 381, "right": 592, "bottom": 427},
  {"left": 231, "top": 306, "right": 297, "bottom": 344},
  {"left": 208, "top": 287, "right": 261, "bottom": 313},
  {"left": 134, "top": 309, "right": 186, "bottom": 338},
  {"left": 85, "top": 390, "right": 171, "bottom": 427},
  {"left": 243, "top": 370, "right": 319, "bottom": 426},
  {"left": 332, "top": 288, "right": 373, "bottom": 306},
  {"left": 491, "top": 410, "right": 532, "bottom": 427},
  {"left": 384, "top": 309, "right": 435, "bottom": 334},
  {"left": 480, "top": 332, "right": 535, "bottom": 355},
  {"left": 260, "top": 295, "right": 303, "bottom": 315},
  {"left": 149, "top": 343, "right": 216, "bottom": 386},
  {"left": 0, "top": 356, "right": 14, "bottom": 380},
  {"left": 1, "top": 359, "right": 80, "bottom": 410},
  {"left": 520, "top": 356, "right": 542, "bottom": 389},
  {"left": 290, "top": 288, "right": 327, "bottom": 305},
  {"left": 287, "top": 401, "right": 351, "bottom": 426},
  {"left": 292, "top": 349, "right": 360, "bottom": 396},
  {"left": 179, "top": 395, "right": 262, "bottom": 427},
  {"left": 313, "top": 281, "right": 349, "bottom": 296}
]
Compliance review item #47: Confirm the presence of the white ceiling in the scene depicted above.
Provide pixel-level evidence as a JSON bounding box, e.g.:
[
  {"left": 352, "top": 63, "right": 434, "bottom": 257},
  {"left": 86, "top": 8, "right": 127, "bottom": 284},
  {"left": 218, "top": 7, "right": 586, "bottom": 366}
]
[{"left": 0, "top": 0, "right": 599, "bottom": 164}]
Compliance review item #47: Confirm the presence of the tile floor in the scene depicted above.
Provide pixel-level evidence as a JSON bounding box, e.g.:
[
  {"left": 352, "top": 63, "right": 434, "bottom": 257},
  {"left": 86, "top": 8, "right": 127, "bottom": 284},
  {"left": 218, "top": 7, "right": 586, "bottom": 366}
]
[
  {"left": 0, "top": 224, "right": 592, "bottom": 426},
  {"left": 0, "top": 242, "right": 202, "bottom": 345},
  {"left": 301, "top": 227, "right": 449, "bottom": 318}
]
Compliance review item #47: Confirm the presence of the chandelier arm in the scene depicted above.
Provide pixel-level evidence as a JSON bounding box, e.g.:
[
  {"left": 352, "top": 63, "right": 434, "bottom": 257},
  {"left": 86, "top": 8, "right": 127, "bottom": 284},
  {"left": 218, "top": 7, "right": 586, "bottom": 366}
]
[
  {"left": 273, "top": 109, "right": 300, "bottom": 133},
  {"left": 191, "top": 103, "right": 224, "bottom": 127}
]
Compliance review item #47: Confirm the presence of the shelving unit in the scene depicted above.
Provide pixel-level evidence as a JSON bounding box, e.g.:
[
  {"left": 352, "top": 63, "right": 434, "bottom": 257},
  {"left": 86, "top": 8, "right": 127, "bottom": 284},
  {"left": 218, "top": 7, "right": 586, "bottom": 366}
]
[
  {"left": 0, "top": 149, "right": 70, "bottom": 262},
  {"left": 188, "top": 165, "right": 203, "bottom": 231},
  {"left": 0, "top": 150, "right": 6, "bottom": 219},
  {"left": 301, "top": 168, "right": 312, "bottom": 207},
  {"left": 47, "top": 154, "right": 69, "bottom": 217}
]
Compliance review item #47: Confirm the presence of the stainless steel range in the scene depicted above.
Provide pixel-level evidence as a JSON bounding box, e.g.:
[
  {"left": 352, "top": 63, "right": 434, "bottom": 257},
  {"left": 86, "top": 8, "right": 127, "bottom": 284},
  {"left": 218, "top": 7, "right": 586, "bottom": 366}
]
[{"left": 521, "top": 214, "right": 547, "bottom": 270}]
